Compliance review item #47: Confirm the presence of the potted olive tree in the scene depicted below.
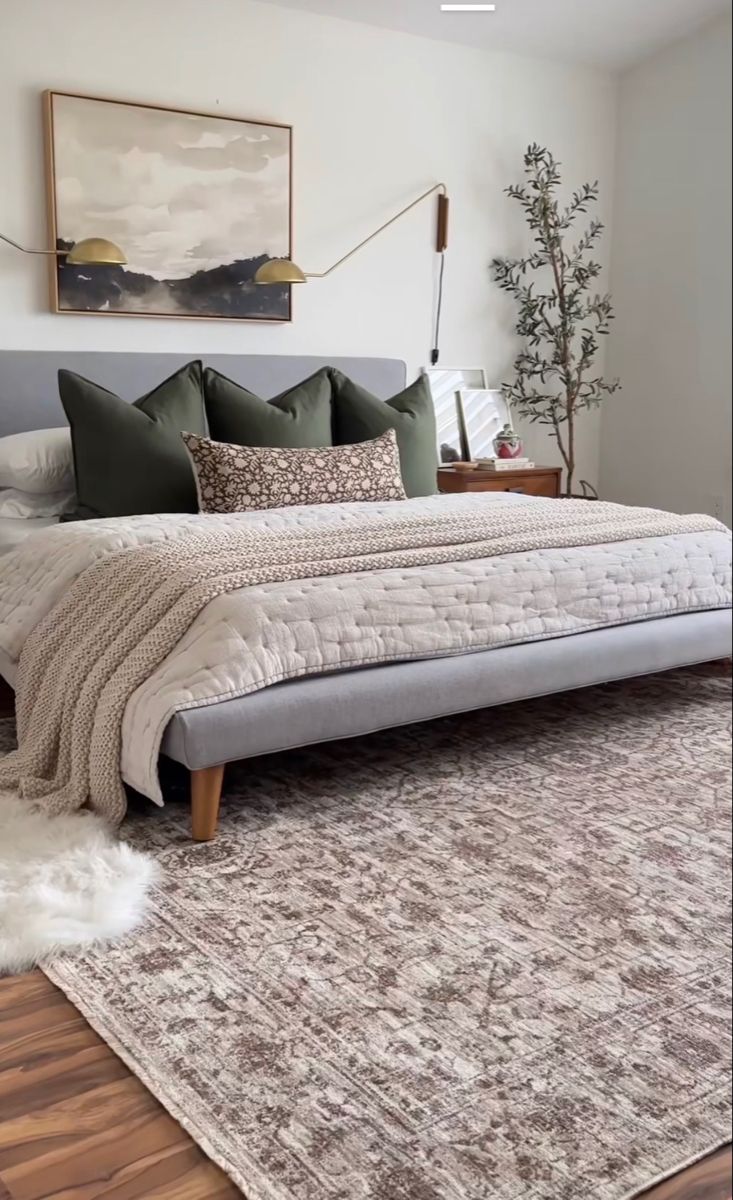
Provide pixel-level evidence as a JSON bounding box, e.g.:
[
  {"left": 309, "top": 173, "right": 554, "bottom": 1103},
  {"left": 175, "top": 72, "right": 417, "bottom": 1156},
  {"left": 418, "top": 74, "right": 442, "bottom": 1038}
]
[{"left": 492, "top": 144, "right": 620, "bottom": 497}]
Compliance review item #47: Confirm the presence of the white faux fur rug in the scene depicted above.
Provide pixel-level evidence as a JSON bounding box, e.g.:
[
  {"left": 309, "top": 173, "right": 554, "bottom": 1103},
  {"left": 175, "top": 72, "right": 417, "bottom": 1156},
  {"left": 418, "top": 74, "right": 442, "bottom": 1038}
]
[{"left": 0, "top": 721, "right": 156, "bottom": 975}]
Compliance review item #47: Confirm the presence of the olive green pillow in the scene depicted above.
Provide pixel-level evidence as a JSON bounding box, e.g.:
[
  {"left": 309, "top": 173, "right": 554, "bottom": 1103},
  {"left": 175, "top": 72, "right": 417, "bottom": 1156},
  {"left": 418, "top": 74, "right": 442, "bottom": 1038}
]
[
  {"left": 204, "top": 367, "right": 333, "bottom": 447},
  {"left": 59, "top": 361, "right": 206, "bottom": 518},
  {"left": 330, "top": 370, "right": 437, "bottom": 497}
]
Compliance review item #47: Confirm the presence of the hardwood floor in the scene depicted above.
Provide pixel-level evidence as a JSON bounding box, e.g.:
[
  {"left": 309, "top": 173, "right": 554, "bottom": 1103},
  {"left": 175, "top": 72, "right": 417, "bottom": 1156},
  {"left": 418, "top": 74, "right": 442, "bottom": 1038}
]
[
  {"left": 0, "top": 972, "right": 239, "bottom": 1199},
  {"left": 639, "top": 1149, "right": 732, "bottom": 1200},
  {"left": 0, "top": 972, "right": 729, "bottom": 1200}
]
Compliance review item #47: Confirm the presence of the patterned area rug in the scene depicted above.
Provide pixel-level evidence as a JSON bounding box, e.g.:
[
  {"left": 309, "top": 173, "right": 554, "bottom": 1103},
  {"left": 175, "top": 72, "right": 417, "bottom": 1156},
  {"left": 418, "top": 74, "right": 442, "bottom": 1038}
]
[{"left": 42, "top": 667, "right": 731, "bottom": 1200}]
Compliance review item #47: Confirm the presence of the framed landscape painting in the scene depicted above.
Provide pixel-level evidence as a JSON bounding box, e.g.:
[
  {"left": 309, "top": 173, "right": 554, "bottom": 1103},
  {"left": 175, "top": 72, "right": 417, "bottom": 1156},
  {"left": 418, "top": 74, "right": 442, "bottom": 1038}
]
[{"left": 44, "top": 91, "right": 292, "bottom": 321}]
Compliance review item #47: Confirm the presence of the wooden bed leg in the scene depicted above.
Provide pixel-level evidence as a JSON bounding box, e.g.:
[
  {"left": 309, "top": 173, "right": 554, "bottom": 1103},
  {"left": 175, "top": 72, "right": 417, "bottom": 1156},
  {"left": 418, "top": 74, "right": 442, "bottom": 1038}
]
[{"left": 191, "top": 764, "right": 225, "bottom": 842}]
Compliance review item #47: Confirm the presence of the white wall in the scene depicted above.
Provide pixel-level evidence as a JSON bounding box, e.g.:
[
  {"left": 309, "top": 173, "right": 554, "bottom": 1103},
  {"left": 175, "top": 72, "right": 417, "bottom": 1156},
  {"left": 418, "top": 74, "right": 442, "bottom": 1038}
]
[
  {"left": 601, "top": 15, "right": 732, "bottom": 523},
  {"left": 0, "top": 0, "right": 616, "bottom": 484}
]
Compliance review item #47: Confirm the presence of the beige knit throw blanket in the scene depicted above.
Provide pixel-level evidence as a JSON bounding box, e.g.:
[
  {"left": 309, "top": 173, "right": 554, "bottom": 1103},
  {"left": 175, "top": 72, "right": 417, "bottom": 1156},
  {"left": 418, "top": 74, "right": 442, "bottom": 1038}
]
[{"left": 0, "top": 499, "right": 723, "bottom": 825}]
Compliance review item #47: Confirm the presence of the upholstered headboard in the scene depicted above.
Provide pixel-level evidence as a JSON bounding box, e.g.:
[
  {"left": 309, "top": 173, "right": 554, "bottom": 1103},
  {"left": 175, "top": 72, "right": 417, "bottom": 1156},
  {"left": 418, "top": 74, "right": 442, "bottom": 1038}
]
[{"left": 0, "top": 352, "right": 407, "bottom": 437}]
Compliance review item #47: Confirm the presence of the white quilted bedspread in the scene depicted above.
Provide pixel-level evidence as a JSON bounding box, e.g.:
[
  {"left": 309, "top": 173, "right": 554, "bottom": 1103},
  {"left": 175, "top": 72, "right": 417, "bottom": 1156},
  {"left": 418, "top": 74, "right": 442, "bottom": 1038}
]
[{"left": 0, "top": 493, "right": 730, "bottom": 802}]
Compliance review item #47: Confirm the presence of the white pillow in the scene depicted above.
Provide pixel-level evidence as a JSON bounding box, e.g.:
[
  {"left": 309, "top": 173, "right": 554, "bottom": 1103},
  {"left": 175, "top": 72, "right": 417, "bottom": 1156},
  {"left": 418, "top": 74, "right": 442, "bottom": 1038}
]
[
  {"left": 0, "top": 428, "right": 74, "bottom": 494},
  {"left": 0, "top": 487, "right": 76, "bottom": 519}
]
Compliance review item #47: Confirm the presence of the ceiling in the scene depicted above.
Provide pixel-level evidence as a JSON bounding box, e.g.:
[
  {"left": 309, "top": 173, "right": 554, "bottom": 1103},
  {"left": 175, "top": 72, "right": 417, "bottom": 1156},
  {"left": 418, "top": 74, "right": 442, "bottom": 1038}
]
[{"left": 263, "top": 0, "right": 730, "bottom": 70}]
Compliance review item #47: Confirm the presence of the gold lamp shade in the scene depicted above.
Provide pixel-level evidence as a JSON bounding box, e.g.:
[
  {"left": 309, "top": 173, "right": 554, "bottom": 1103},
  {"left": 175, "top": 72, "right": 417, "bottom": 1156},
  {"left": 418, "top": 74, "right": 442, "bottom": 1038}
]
[
  {"left": 254, "top": 258, "right": 307, "bottom": 285},
  {"left": 65, "top": 237, "right": 127, "bottom": 266}
]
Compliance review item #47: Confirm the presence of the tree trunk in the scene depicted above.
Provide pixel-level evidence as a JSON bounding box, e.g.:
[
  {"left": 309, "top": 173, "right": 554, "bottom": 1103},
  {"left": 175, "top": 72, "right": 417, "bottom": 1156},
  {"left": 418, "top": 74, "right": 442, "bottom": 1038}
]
[{"left": 565, "top": 402, "right": 576, "bottom": 496}]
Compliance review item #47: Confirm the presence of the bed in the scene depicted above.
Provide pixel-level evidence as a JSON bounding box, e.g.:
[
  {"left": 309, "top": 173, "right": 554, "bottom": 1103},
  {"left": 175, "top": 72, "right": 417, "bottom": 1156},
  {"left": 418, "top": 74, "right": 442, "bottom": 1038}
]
[
  {"left": 0, "top": 516, "right": 59, "bottom": 555},
  {"left": 0, "top": 349, "right": 730, "bottom": 840}
]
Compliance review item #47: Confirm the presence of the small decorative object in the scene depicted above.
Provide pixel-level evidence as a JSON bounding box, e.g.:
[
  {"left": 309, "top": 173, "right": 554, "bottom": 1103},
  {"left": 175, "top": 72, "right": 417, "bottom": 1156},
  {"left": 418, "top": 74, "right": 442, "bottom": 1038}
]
[
  {"left": 440, "top": 442, "right": 461, "bottom": 464},
  {"left": 492, "top": 144, "right": 620, "bottom": 496},
  {"left": 493, "top": 424, "right": 523, "bottom": 459},
  {"left": 44, "top": 91, "right": 292, "bottom": 321},
  {"left": 455, "top": 387, "right": 513, "bottom": 461},
  {"left": 452, "top": 460, "right": 477, "bottom": 472},
  {"left": 426, "top": 368, "right": 487, "bottom": 461}
]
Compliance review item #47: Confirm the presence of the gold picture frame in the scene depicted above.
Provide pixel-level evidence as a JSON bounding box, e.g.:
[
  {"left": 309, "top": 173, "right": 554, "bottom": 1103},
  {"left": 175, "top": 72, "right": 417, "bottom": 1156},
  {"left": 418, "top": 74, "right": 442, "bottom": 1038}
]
[{"left": 43, "top": 90, "right": 293, "bottom": 323}]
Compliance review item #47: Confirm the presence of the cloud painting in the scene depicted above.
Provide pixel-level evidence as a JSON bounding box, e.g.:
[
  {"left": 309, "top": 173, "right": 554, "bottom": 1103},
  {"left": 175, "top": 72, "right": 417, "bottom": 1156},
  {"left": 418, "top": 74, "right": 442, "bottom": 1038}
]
[{"left": 46, "top": 92, "right": 292, "bottom": 320}]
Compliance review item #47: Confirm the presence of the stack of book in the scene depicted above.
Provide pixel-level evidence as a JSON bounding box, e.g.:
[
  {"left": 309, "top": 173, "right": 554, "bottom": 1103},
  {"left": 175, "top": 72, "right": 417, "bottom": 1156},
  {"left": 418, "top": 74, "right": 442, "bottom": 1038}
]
[{"left": 475, "top": 457, "right": 535, "bottom": 472}]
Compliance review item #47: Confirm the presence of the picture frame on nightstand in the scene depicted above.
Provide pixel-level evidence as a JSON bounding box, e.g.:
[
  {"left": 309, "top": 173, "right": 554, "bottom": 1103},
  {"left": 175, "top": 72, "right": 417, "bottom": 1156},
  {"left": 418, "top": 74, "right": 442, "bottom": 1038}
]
[
  {"left": 425, "top": 367, "right": 487, "bottom": 462},
  {"left": 456, "top": 387, "right": 514, "bottom": 461}
]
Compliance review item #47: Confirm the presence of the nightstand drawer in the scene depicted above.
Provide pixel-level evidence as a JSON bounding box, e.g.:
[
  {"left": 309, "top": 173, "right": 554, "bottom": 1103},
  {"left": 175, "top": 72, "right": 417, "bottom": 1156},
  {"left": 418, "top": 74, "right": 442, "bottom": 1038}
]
[{"left": 495, "top": 473, "right": 559, "bottom": 498}]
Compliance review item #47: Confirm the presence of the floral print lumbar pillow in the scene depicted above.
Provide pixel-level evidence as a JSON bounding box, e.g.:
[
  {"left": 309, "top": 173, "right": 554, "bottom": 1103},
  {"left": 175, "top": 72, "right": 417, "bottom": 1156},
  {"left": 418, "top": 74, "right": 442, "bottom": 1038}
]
[{"left": 182, "top": 428, "right": 406, "bottom": 513}]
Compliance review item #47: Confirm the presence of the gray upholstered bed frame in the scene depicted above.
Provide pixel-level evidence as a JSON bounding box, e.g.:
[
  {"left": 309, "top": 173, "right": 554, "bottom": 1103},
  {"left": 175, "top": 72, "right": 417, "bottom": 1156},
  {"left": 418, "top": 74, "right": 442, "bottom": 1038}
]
[
  {"left": 1, "top": 349, "right": 730, "bottom": 840},
  {"left": 0, "top": 350, "right": 405, "bottom": 435}
]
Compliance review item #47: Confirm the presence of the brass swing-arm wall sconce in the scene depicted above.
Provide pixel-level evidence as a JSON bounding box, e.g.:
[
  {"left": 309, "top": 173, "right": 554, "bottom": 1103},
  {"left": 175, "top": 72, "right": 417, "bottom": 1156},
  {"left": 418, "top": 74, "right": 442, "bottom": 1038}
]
[
  {"left": 0, "top": 232, "right": 126, "bottom": 265},
  {"left": 254, "top": 182, "right": 449, "bottom": 283},
  {"left": 254, "top": 182, "right": 450, "bottom": 362}
]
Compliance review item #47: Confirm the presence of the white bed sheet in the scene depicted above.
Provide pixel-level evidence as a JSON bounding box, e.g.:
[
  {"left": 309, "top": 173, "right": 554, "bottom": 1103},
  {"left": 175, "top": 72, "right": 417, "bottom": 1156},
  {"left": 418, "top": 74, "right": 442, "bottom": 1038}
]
[{"left": 0, "top": 516, "right": 59, "bottom": 555}]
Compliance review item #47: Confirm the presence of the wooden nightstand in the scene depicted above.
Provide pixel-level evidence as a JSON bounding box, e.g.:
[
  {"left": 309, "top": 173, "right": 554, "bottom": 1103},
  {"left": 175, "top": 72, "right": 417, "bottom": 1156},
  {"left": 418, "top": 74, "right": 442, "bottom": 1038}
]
[{"left": 437, "top": 465, "right": 562, "bottom": 498}]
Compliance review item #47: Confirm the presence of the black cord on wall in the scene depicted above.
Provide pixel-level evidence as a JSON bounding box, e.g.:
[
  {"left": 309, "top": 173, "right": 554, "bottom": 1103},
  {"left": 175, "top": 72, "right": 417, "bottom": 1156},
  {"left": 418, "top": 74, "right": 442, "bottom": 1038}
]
[{"left": 431, "top": 251, "right": 446, "bottom": 365}]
